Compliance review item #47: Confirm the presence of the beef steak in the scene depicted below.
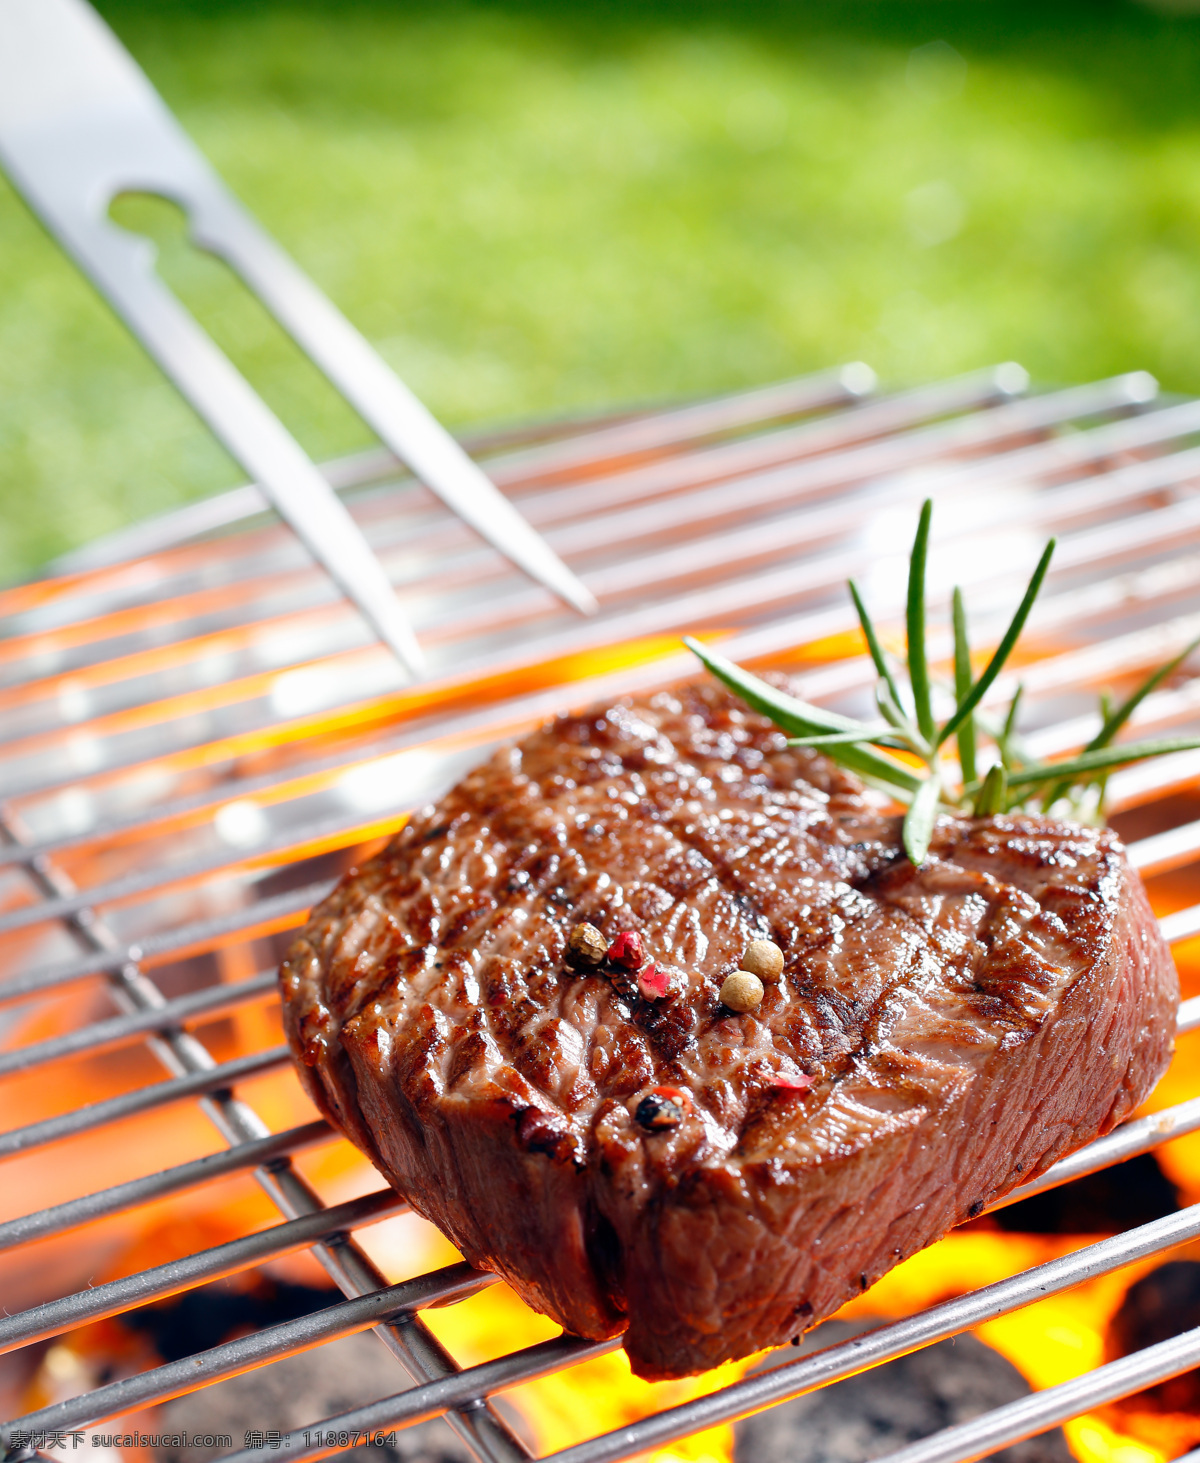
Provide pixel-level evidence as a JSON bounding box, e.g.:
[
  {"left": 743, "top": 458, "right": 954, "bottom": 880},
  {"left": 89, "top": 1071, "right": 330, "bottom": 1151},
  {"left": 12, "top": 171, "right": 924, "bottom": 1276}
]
[{"left": 280, "top": 680, "right": 1178, "bottom": 1378}]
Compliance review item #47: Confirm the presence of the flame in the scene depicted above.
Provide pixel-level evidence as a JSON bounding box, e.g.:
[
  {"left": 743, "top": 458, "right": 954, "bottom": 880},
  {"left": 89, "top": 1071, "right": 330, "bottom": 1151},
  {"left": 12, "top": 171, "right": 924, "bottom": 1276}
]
[
  {"left": 354, "top": 1208, "right": 753, "bottom": 1463},
  {"left": 835, "top": 1230, "right": 1177, "bottom": 1463}
]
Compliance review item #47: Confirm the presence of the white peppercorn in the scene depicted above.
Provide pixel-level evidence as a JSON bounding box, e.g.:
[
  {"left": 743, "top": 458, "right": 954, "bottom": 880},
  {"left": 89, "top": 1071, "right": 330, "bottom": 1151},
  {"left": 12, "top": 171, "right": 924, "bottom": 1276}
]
[
  {"left": 720, "top": 971, "right": 764, "bottom": 1013},
  {"left": 742, "top": 939, "right": 784, "bottom": 983}
]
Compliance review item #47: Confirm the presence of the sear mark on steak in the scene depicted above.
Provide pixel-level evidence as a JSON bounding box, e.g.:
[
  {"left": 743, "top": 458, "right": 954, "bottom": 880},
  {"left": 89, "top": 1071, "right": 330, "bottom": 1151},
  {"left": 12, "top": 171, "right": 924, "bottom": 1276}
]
[{"left": 280, "top": 678, "right": 1178, "bottom": 1379}]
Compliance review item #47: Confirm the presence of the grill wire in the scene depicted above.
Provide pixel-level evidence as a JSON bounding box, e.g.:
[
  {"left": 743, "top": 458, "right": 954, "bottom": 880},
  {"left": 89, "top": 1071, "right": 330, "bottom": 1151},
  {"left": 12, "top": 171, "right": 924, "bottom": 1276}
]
[{"left": 6, "top": 360, "right": 1200, "bottom": 1463}]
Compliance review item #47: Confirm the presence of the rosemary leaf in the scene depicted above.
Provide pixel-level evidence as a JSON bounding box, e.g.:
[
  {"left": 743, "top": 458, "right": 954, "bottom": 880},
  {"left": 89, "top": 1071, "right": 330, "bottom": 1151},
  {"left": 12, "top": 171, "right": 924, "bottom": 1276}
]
[
  {"left": 937, "top": 538, "right": 1055, "bottom": 748},
  {"left": 1093, "top": 634, "right": 1200, "bottom": 751},
  {"left": 1082, "top": 692, "right": 1116, "bottom": 821},
  {"left": 1001, "top": 735, "right": 1200, "bottom": 790},
  {"left": 999, "top": 683, "right": 1024, "bottom": 770},
  {"left": 683, "top": 637, "right": 923, "bottom": 795},
  {"left": 903, "top": 768, "right": 942, "bottom": 864},
  {"left": 952, "top": 586, "right": 977, "bottom": 786},
  {"left": 787, "top": 729, "right": 906, "bottom": 748},
  {"left": 682, "top": 638, "right": 866, "bottom": 732},
  {"left": 850, "top": 578, "right": 906, "bottom": 715},
  {"left": 976, "top": 708, "right": 1032, "bottom": 770},
  {"left": 875, "top": 683, "right": 906, "bottom": 729},
  {"left": 874, "top": 683, "right": 925, "bottom": 750},
  {"left": 974, "top": 763, "right": 1008, "bottom": 816},
  {"left": 1095, "top": 768, "right": 1113, "bottom": 823},
  {"left": 1035, "top": 639, "right": 1200, "bottom": 812},
  {"left": 906, "top": 500, "right": 936, "bottom": 744}
]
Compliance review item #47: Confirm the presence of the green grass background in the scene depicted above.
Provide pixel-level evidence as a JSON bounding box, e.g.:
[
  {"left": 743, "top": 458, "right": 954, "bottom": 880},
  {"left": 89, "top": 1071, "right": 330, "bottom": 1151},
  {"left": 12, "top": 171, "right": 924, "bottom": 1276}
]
[{"left": 3, "top": 0, "right": 1200, "bottom": 582}]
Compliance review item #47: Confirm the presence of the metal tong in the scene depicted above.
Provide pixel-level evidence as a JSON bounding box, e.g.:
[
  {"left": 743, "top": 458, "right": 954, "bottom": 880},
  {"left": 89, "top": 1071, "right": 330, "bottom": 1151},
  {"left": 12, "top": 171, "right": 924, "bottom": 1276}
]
[{"left": 0, "top": 0, "right": 596, "bottom": 676}]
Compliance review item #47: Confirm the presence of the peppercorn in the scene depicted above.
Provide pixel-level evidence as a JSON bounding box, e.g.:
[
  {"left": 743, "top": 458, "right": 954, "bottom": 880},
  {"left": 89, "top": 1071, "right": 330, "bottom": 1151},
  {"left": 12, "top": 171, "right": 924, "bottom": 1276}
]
[
  {"left": 635, "top": 1085, "right": 692, "bottom": 1131},
  {"left": 607, "top": 931, "right": 646, "bottom": 969},
  {"left": 742, "top": 939, "right": 784, "bottom": 982},
  {"left": 567, "top": 922, "right": 607, "bottom": 968},
  {"left": 770, "top": 1073, "right": 812, "bottom": 1093},
  {"left": 637, "top": 960, "right": 672, "bottom": 1001},
  {"left": 720, "top": 970, "right": 764, "bottom": 1012}
]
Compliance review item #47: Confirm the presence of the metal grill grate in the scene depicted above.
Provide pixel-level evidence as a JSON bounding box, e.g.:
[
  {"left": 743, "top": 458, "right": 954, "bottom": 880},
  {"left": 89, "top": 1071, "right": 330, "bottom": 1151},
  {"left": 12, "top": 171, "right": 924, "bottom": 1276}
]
[{"left": 6, "top": 362, "right": 1200, "bottom": 1463}]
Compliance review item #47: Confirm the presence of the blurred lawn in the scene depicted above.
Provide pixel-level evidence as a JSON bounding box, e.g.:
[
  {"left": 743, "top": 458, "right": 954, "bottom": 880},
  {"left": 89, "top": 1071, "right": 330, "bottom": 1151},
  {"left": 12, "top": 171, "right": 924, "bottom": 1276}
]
[{"left": 3, "top": 0, "right": 1200, "bottom": 582}]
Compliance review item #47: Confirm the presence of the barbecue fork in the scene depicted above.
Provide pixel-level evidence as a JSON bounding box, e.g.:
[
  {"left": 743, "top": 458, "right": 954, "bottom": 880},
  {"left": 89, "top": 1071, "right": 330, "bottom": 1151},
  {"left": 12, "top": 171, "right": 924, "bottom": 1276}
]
[{"left": 0, "top": 0, "right": 597, "bottom": 677}]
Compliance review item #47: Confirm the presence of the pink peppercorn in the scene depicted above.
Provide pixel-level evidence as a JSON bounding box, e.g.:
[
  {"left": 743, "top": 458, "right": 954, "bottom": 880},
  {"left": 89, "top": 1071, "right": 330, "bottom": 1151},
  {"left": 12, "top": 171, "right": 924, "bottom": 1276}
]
[
  {"left": 652, "top": 1084, "right": 692, "bottom": 1112},
  {"left": 607, "top": 931, "right": 646, "bottom": 969},
  {"left": 637, "top": 961, "right": 671, "bottom": 1000},
  {"left": 770, "top": 1074, "right": 812, "bottom": 1093}
]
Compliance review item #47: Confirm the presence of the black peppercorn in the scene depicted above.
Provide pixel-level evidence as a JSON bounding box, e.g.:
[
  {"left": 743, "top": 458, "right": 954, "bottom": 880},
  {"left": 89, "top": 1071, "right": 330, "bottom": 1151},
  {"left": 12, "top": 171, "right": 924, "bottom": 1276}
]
[
  {"left": 566, "top": 922, "right": 607, "bottom": 968},
  {"left": 634, "top": 1084, "right": 692, "bottom": 1131},
  {"left": 636, "top": 1093, "right": 682, "bottom": 1130}
]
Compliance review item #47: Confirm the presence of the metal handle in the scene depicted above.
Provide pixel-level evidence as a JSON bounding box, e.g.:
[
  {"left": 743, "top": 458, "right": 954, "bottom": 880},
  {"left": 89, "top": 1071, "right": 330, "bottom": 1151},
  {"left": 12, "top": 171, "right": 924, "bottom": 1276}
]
[{"left": 0, "top": 0, "right": 595, "bottom": 679}]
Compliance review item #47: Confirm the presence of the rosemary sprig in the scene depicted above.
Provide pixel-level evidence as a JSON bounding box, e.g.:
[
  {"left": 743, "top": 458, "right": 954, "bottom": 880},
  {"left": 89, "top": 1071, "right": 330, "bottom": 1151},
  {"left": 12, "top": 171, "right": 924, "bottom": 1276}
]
[{"left": 684, "top": 499, "right": 1200, "bottom": 866}]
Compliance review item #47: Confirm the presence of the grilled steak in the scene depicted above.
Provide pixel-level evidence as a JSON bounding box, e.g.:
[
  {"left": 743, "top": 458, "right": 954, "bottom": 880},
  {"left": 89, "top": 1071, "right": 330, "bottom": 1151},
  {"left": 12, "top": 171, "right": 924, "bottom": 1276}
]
[{"left": 280, "top": 680, "right": 1178, "bottom": 1379}]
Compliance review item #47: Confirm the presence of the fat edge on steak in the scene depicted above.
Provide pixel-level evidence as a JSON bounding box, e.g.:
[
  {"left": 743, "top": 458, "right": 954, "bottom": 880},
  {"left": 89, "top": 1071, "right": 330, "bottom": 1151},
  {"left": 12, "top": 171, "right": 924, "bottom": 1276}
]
[{"left": 279, "top": 680, "right": 1178, "bottom": 1379}]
